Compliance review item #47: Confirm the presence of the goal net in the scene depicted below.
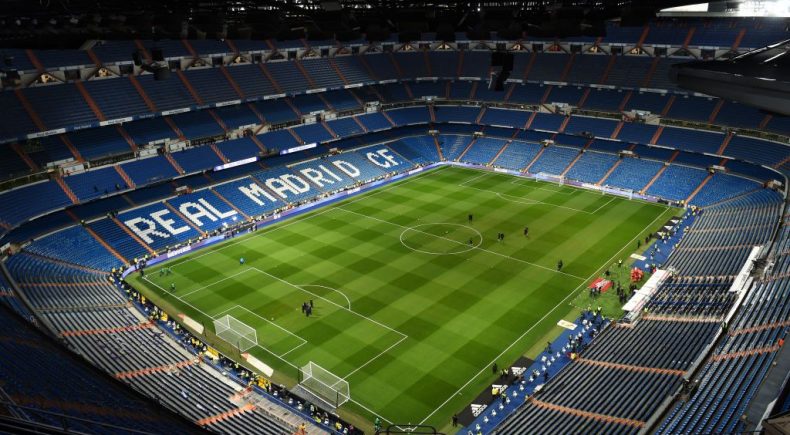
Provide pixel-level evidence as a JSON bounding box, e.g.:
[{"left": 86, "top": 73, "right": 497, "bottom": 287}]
[
  {"left": 299, "top": 361, "right": 350, "bottom": 407},
  {"left": 535, "top": 172, "right": 564, "bottom": 186},
  {"left": 214, "top": 315, "right": 257, "bottom": 351}
]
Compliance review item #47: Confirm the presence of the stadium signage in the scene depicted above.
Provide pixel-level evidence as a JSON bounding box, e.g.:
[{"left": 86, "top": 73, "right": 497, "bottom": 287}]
[
  {"left": 161, "top": 107, "right": 191, "bottom": 116},
  {"left": 124, "top": 198, "right": 238, "bottom": 243},
  {"left": 167, "top": 245, "right": 192, "bottom": 258},
  {"left": 28, "top": 128, "right": 66, "bottom": 139},
  {"left": 99, "top": 117, "right": 133, "bottom": 126},
  {"left": 213, "top": 156, "right": 258, "bottom": 171},
  {"left": 215, "top": 100, "right": 241, "bottom": 107},
  {"left": 280, "top": 143, "right": 318, "bottom": 155},
  {"left": 121, "top": 148, "right": 406, "bottom": 244}
]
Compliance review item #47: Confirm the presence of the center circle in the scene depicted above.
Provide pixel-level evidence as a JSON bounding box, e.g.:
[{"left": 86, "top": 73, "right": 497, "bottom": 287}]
[{"left": 399, "top": 223, "right": 483, "bottom": 255}]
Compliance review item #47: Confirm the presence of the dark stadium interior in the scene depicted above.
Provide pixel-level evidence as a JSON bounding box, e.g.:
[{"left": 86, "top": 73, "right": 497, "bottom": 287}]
[{"left": 0, "top": 0, "right": 789, "bottom": 434}]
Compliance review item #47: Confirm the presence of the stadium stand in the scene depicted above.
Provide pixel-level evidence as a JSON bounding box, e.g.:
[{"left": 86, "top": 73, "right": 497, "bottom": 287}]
[
  {"left": 646, "top": 165, "right": 710, "bottom": 201},
  {"left": 529, "top": 146, "right": 580, "bottom": 175},
  {"left": 565, "top": 151, "right": 620, "bottom": 183},
  {"left": 2, "top": 18, "right": 790, "bottom": 435}
]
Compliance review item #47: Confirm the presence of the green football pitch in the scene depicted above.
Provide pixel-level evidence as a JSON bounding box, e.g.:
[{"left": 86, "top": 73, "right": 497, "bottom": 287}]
[{"left": 127, "top": 165, "right": 676, "bottom": 431}]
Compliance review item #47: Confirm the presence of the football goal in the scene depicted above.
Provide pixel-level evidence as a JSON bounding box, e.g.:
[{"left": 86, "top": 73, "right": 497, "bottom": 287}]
[
  {"left": 299, "top": 361, "right": 350, "bottom": 408},
  {"left": 214, "top": 315, "right": 258, "bottom": 352}
]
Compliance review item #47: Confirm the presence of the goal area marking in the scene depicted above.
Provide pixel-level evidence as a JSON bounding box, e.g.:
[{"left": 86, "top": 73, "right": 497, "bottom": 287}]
[{"left": 214, "top": 314, "right": 258, "bottom": 352}]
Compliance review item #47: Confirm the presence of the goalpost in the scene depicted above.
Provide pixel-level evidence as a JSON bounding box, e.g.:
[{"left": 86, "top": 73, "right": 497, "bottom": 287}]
[
  {"left": 298, "top": 361, "right": 350, "bottom": 408},
  {"left": 214, "top": 315, "right": 258, "bottom": 351},
  {"left": 535, "top": 172, "right": 565, "bottom": 186}
]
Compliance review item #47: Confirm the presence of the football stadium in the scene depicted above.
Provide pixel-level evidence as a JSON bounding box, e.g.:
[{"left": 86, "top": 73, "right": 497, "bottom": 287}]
[{"left": 0, "top": 0, "right": 789, "bottom": 434}]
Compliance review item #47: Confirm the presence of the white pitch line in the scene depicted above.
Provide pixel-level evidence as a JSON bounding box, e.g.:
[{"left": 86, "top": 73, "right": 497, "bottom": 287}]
[
  {"left": 591, "top": 196, "right": 617, "bottom": 214},
  {"left": 178, "top": 268, "right": 256, "bottom": 298},
  {"left": 298, "top": 284, "right": 352, "bottom": 310},
  {"left": 141, "top": 275, "right": 301, "bottom": 371},
  {"left": 145, "top": 274, "right": 405, "bottom": 425},
  {"left": 278, "top": 341, "right": 308, "bottom": 358},
  {"left": 162, "top": 166, "right": 447, "bottom": 270},
  {"left": 342, "top": 335, "right": 408, "bottom": 380},
  {"left": 334, "top": 207, "right": 587, "bottom": 281},
  {"left": 465, "top": 183, "right": 594, "bottom": 214},
  {"left": 229, "top": 304, "right": 307, "bottom": 345},
  {"left": 249, "top": 267, "right": 407, "bottom": 339},
  {"left": 415, "top": 204, "right": 673, "bottom": 426},
  {"left": 458, "top": 171, "right": 489, "bottom": 187}
]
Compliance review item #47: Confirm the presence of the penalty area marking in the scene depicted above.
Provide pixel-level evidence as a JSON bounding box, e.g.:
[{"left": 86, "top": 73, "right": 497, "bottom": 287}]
[
  {"left": 297, "top": 284, "right": 352, "bottom": 310},
  {"left": 399, "top": 223, "right": 483, "bottom": 255},
  {"left": 415, "top": 201, "right": 674, "bottom": 426},
  {"left": 142, "top": 271, "right": 408, "bottom": 427}
]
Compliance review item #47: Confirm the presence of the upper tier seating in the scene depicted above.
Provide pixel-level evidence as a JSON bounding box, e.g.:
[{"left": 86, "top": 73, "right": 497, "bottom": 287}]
[
  {"left": 300, "top": 58, "right": 345, "bottom": 89},
  {"left": 84, "top": 77, "right": 152, "bottom": 118},
  {"left": 23, "top": 84, "right": 97, "bottom": 129},
  {"left": 183, "top": 67, "right": 239, "bottom": 104},
  {"left": 123, "top": 116, "right": 177, "bottom": 145},
  {"left": 224, "top": 64, "right": 279, "bottom": 98},
  {"left": 565, "top": 151, "right": 619, "bottom": 183},
  {"left": 120, "top": 155, "right": 180, "bottom": 186},
  {"left": 529, "top": 146, "right": 580, "bottom": 175},
  {"left": 0, "top": 180, "right": 72, "bottom": 227},
  {"left": 265, "top": 61, "right": 309, "bottom": 93},
  {"left": 136, "top": 74, "right": 196, "bottom": 111},
  {"left": 67, "top": 126, "right": 132, "bottom": 161},
  {"left": 460, "top": 137, "right": 508, "bottom": 165},
  {"left": 646, "top": 165, "right": 709, "bottom": 201},
  {"left": 64, "top": 166, "right": 128, "bottom": 201},
  {"left": 603, "top": 158, "right": 664, "bottom": 191}
]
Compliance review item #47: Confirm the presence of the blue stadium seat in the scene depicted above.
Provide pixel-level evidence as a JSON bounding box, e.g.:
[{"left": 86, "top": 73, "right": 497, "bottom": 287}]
[
  {"left": 291, "top": 123, "right": 334, "bottom": 144},
  {"left": 67, "top": 126, "right": 132, "bottom": 161},
  {"left": 356, "top": 113, "right": 392, "bottom": 131},
  {"left": 434, "top": 106, "right": 480, "bottom": 124},
  {"left": 0, "top": 180, "right": 72, "bottom": 226},
  {"left": 564, "top": 116, "right": 618, "bottom": 138},
  {"left": 136, "top": 73, "right": 196, "bottom": 111},
  {"left": 291, "top": 93, "right": 329, "bottom": 114},
  {"left": 116, "top": 202, "right": 202, "bottom": 250},
  {"left": 265, "top": 61, "right": 308, "bottom": 93},
  {"left": 216, "top": 137, "right": 263, "bottom": 162},
  {"left": 225, "top": 64, "right": 279, "bottom": 99},
  {"left": 460, "top": 137, "right": 508, "bottom": 165},
  {"left": 492, "top": 141, "right": 542, "bottom": 171},
  {"left": 165, "top": 190, "right": 241, "bottom": 232},
  {"left": 321, "top": 89, "right": 362, "bottom": 111},
  {"left": 331, "top": 56, "right": 374, "bottom": 84},
  {"left": 122, "top": 117, "right": 177, "bottom": 145},
  {"left": 326, "top": 117, "right": 364, "bottom": 138},
  {"left": 386, "top": 107, "right": 430, "bottom": 126},
  {"left": 172, "top": 146, "right": 223, "bottom": 174},
  {"left": 528, "top": 146, "right": 580, "bottom": 175},
  {"left": 300, "top": 58, "right": 344, "bottom": 89},
  {"left": 84, "top": 77, "right": 151, "bottom": 118},
  {"left": 658, "top": 127, "right": 725, "bottom": 154},
  {"left": 214, "top": 104, "right": 261, "bottom": 130},
  {"left": 64, "top": 166, "right": 128, "bottom": 201},
  {"left": 23, "top": 84, "right": 97, "bottom": 130},
  {"left": 480, "top": 108, "right": 529, "bottom": 129},
  {"left": 647, "top": 165, "right": 708, "bottom": 201},
  {"left": 183, "top": 67, "right": 239, "bottom": 104},
  {"left": 169, "top": 111, "right": 224, "bottom": 140},
  {"left": 120, "top": 155, "right": 179, "bottom": 186},
  {"left": 603, "top": 158, "right": 664, "bottom": 191},
  {"left": 258, "top": 129, "right": 301, "bottom": 150},
  {"left": 252, "top": 99, "right": 299, "bottom": 124},
  {"left": 565, "top": 151, "right": 619, "bottom": 183}
]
